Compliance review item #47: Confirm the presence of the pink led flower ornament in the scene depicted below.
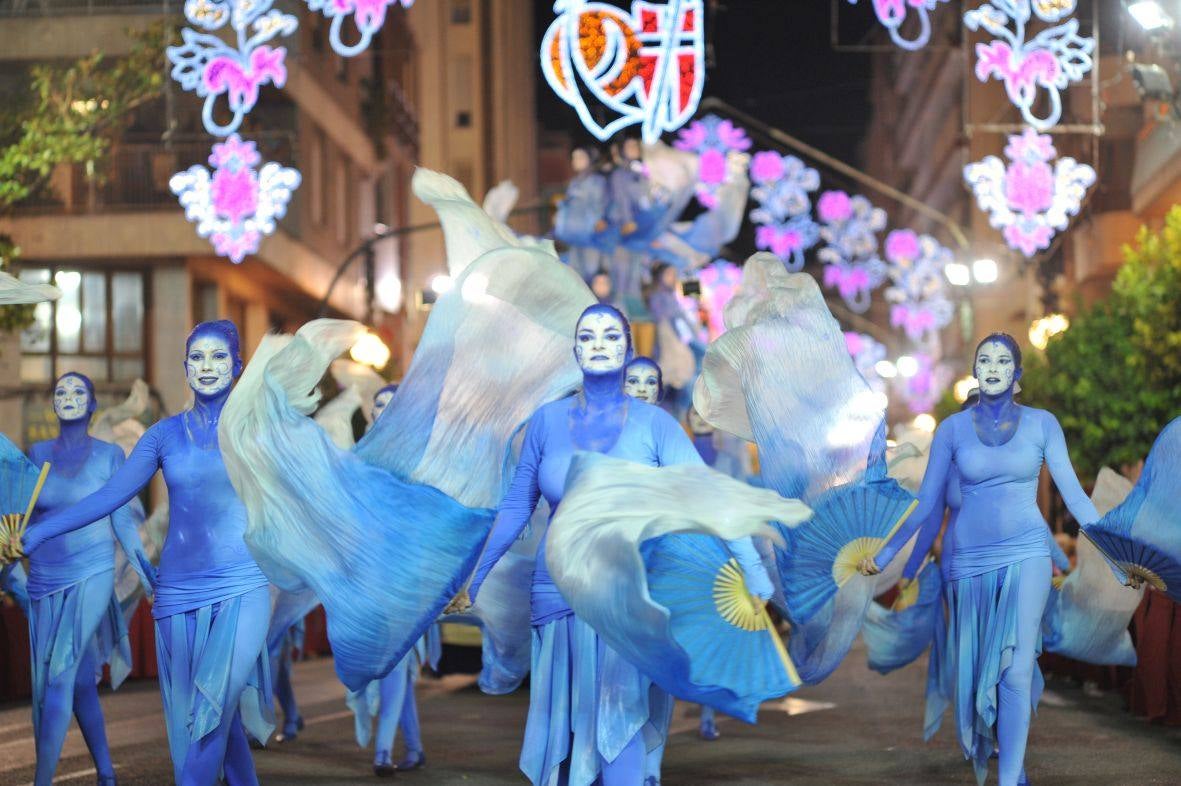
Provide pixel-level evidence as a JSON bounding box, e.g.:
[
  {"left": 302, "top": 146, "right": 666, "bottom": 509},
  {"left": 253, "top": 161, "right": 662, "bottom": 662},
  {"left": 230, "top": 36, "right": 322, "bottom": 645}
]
[
  {"left": 168, "top": 0, "right": 298, "bottom": 136},
  {"left": 843, "top": 331, "right": 887, "bottom": 393},
  {"left": 749, "top": 153, "right": 820, "bottom": 272},
  {"left": 171, "top": 134, "right": 301, "bottom": 264},
  {"left": 896, "top": 353, "right": 952, "bottom": 414},
  {"left": 817, "top": 191, "right": 888, "bottom": 312},
  {"left": 847, "top": 0, "right": 952, "bottom": 51},
  {"left": 674, "top": 114, "right": 751, "bottom": 207},
  {"left": 964, "top": 0, "right": 1093, "bottom": 130},
  {"left": 305, "top": 0, "right": 414, "bottom": 57},
  {"left": 883, "top": 231, "right": 954, "bottom": 343},
  {"left": 697, "top": 259, "right": 742, "bottom": 338},
  {"left": 964, "top": 127, "right": 1095, "bottom": 258},
  {"left": 541, "top": 0, "right": 706, "bottom": 143}
]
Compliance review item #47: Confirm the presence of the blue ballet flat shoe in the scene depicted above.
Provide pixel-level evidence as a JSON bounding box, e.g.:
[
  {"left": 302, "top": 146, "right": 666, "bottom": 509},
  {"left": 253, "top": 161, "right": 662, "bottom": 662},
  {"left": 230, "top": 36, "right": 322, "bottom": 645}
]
[
  {"left": 374, "top": 749, "right": 396, "bottom": 778},
  {"left": 699, "top": 718, "right": 720, "bottom": 741},
  {"left": 297, "top": 715, "right": 305, "bottom": 731},
  {"left": 1017, "top": 771, "right": 1031, "bottom": 786},
  {"left": 643, "top": 777, "right": 660, "bottom": 786},
  {"left": 395, "top": 750, "right": 425, "bottom": 771},
  {"left": 96, "top": 774, "right": 117, "bottom": 786}
]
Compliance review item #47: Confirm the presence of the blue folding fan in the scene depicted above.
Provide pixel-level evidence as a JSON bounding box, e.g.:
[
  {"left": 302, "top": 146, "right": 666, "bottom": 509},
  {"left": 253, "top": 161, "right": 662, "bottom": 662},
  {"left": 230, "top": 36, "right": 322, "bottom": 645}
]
[
  {"left": 777, "top": 479, "right": 918, "bottom": 626},
  {"left": 862, "top": 558, "right": 943, "bottom": 675},
  {"left": 642, "top": 531, "right": 801, "bottom": 720},
  {"left": 1081, "top": 417, "right": 1181, "bottom": 602},
  {"left": 0, "top": 433, "right": 50, "bottom": 562}
]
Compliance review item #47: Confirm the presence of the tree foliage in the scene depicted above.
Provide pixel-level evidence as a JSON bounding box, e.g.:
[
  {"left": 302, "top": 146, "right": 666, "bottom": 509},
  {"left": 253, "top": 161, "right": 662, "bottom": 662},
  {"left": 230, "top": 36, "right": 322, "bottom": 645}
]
[
  {"left": 0, "top": 24, "right": 166, "bottom": 213},
  {"left": 0, "top": 24, "right": 166, "bottom": 332},
  {"left": 1021, "top": 207, "right": 1181, "bottom": 479}
]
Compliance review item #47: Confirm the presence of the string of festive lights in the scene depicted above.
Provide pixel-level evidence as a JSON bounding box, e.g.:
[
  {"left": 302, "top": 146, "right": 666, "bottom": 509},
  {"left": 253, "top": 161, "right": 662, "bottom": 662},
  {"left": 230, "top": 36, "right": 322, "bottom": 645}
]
[
  {"left": 674, "top": 114, "right": 751, "bottom": 208},
  {"left": 817, "top": 190, "right": 888, "bottom": 313},
  {"left": 847, "top": 0, "right": 952, "bottom": 51},
  {"left": 748, "top": 152, "right": 821, "bottom": 273}
]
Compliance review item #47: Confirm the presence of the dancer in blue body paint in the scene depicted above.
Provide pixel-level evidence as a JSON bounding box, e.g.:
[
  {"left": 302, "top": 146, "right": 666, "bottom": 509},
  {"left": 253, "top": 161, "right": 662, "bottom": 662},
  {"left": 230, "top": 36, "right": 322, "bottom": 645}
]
[
  {"left": 347, "top": 382, "right": 441, "bottom": 777},
  {"left": 24, "top": 321, "right": 273, "bottom": 786},
  {"left": 21, "top": 371, "right": 154, "bottom": 786},
  {"left": 861, "top": 333, "right": 1098, "bottom": 786},
  {"left": 452, "top": 304, "right": 772, "bottom": 786}
]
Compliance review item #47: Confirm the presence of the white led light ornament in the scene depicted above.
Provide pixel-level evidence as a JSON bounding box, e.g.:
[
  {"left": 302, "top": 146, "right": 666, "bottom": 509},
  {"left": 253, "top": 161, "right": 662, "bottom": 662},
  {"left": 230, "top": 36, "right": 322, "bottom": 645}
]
[
  {"left": 817, "top": 190, "right": 888, "bottom": 313},
  {"left": 674, "top": 114, "right": 751, "bottom": 208},
  {"left": 167, "top": 0, "right": 299, "bottom": 137},
  {"left": 883, "top": 229, "right": 955, "bottom": 344},
  {"left": 305, "top": 0, "right": 414, "bottom": 57},
  {"left": 541, "top": 0, "right": 706, "bottom": 143},
  {"left": 170, "top": 134, "right": 301, "bottom": 264},
  {"left": 964, "top": 127, "right": 1096, "bottom": 258},
  {"left": 748, "top": 152, "right": 821, "bottom": 273},
  {"left": 964, "top": 0, "right": 1094, "bottom": 130},
  {"left": 846, "top": 0, "right": 952, "bottom": 51}
]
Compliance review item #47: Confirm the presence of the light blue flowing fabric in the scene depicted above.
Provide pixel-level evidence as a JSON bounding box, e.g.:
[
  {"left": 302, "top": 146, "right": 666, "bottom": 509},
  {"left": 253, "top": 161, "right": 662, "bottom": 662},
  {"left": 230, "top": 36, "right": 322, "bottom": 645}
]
[
  {"left": 693, "top": 255, "right": 908, "bottom": 683},
  {"left": 1041, "top": 468, "right": 1141, "bottom": 667},
  {"left": 1082, "top": 416, "right": 1181, "bottom": 599},
  {"left": 220, "top": 231, "right": 595, "bottom": 691},
  {"left": 546, "top": 452, "right": 810, "bottom": 722},
  {"left": 863, "top": 560, "right": 944, "bottom": 674}
]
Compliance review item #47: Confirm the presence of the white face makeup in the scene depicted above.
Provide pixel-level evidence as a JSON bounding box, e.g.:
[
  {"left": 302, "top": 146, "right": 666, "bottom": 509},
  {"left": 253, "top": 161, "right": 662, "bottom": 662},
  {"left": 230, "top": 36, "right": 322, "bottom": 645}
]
[
  {"left": 372, "top": 390, "right": 394, "bottom": 421},
  {"left": 186, "top": 336, "right": 235, "bottom": 397},
  {"left": 623, "top": 363, "right": 660, "bottom": 403},
  {"left": 974, "top": 340, "right": 1018, "bottom": 397},
  {"left": 53, "top": 375, "right": 91, "bottom": 422},
  {"left": 574, "top": 311, "right": 628, "bottom": 374}
]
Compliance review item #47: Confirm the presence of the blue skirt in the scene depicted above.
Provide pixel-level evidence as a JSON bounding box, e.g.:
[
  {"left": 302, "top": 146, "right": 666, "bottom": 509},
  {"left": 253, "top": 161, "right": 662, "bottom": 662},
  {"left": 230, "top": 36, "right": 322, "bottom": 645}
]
[
  {"left": 29, "top": 570, "right": 130, "bottom": 735},
  {"left": 154, "top": 585, "right": 273, "bottom": 781},
  {"left": 522, "top": 614, "right": 671, "bottom": 786},
  {"left": 945, "top": 561, "right": 1045, "bottom": 779}
]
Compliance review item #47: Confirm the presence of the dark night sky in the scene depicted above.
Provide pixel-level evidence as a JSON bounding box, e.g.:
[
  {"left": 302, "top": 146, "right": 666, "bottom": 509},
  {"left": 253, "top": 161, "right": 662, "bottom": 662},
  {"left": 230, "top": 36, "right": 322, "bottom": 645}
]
[{"left": 532, "top": 0, "right": 879, "bottom": 166}]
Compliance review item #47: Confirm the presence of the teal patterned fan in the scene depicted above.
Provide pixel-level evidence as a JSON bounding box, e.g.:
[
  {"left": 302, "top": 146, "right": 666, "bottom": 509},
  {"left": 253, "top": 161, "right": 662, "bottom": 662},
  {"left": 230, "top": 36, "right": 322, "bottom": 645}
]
[
  {"left": 777, "top": 480, "right": 917, "bottom": 625},
  {"left": 641, "top": 532, "right": 801, "bottom": 722},
  {"left": 0, "top": 434, "right": 50, "bottom": 562}
]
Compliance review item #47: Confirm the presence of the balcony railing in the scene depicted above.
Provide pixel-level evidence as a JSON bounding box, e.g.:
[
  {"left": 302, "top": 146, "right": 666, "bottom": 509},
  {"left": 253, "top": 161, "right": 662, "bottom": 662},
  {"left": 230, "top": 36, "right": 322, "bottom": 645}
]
[
  {"left": 0, "top": 0, "right": 164, "bottom": 17},
  {"left": 12, "top": 133, "right": 299, "bottom": 214}
]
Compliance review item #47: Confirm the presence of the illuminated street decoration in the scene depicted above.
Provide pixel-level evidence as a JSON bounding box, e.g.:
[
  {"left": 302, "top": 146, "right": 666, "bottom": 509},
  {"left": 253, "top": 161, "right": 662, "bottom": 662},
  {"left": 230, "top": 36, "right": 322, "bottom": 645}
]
[
  {"left": 883, "top": 229, "right": 955, "bottom": 343},
  {"left": 748, "top": 152, "right": 820, "bottom": 273},
  {"left": 541, "top": 0, "right": 706, "bottom": 143},
  {"left": 844, "top": 331, "right": 888, "bottom": 394},
  {"left": 964, "top": 0, "right": 1093, "bottom": 130},
  {"left": 817, "top": 190, "right": 888, "bottom": 313},
  {"left": 896, "top": 352, "right": 951, "bottom": 415},
  {"left": 847, "top": 0, "right": 952, "bottom": 51},
  {"left": 963, "top": 127, "right": 1095, "bottom": 257},
  {"left": 167, "top": 0, "right": 299, "bottom": 136},
  {"left": 171, "top": 134, "right": 301, "bottom": 264},
  {"left": 674, "top": 114, "right": 751, "bottom": 208},
  {"left": 697, "top": 259, "right": 742, "bottom": 339},
  {"left": 305, "top": 0, "right": 415, "bottom": 57}
]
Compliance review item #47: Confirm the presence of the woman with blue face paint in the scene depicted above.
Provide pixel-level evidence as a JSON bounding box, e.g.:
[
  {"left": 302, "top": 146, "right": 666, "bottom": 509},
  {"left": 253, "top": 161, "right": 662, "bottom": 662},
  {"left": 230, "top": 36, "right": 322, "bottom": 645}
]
[
  {"left": 21, "top": 371, "right": 154, "bottom": 786},
  {"left": 346, "top": 382, "right": 441, "bottom": 777},
  {"left": 457, "top": 304, "right": 772, "bottom": 786},
  {"left": 860, "top": 333, "right": 1099, "bottom": 786},
  {"left": 23, "top": 321, "right": 273, "bottom": 786}
]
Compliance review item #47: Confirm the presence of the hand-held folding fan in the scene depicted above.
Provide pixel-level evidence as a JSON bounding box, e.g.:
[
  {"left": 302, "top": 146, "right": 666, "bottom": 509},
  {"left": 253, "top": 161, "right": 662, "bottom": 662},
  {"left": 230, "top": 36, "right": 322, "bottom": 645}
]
[
  {"left": 0, "top": 434, "right": 50, "bottom": 563},
  {"left": 779, "top": 479, "right": 918, "bottom": 625},
  {"left": 643, "top": 532, "right": 801, "bottom": 710},
  {"left": 1081, "top": 417, "right": 1181, "bottom": 601},
  {"left": 862, "top": 559, "right": 943, "bottom": 675}
]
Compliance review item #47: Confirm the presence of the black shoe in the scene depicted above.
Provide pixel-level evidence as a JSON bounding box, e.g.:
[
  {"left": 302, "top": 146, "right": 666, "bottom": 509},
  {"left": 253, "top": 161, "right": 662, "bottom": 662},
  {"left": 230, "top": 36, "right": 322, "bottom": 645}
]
[
  {"left": 374, "top": 750, "right": 396, "bottom": 778},
  {"left": 248, "top": 737, "right": 265, "bottom": 750},
  {"left": 396, "top": 751, "right": 425, "bottom": 771}
]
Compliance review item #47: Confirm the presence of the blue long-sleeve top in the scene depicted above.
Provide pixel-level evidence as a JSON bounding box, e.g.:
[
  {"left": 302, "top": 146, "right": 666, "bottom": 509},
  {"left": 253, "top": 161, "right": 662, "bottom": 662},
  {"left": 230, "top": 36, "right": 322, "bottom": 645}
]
[
  {"left": 469, "top": 397, "right": 773, "bottom": 625},
  {"left": 878, "top": 407, "right": 1096, "bottom": 582},
  {"left": 24, "top": 411, "right": 267, "bottom": 618},
  {"left": 25, "top": 436, "right": 146, "bottom": 600}
]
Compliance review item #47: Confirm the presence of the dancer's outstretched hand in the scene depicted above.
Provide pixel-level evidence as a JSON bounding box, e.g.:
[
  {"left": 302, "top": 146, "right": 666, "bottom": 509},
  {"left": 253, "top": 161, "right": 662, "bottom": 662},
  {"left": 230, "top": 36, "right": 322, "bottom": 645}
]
[
  {"left": 1125, "top": 574, "right": 1146, "bottom": 590},
  {"left": 857, "top": 557, "right": 881, "bottom": 576},
  {"left": 444, "top": 589, "right": 472, "bottom": 615}
]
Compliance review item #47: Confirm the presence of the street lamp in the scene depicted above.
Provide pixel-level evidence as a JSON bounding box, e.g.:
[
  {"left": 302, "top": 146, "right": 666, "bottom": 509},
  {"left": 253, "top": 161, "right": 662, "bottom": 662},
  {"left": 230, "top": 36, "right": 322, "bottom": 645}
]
[
  {"left": 1127, "top": 1, "right": 1173, "bottom": 32},
  {"left": 912, "top": 413, "right": 937, "bottom": 433},
  {"left": 944, "top": 262, "right": 971, "bottom": 287},
  {"left": 350, "top": 332, "right": 391, "bottom": 370},
  {"left": 945, "top": 258, "right": 999, "bottom": 287},
  {"left": 430, "top": 274, "right": 453, "bottom": 294},
  {"left": 896, "top": 355, "right": 919, "bottom": 378},
  {"left": 874, "top": 359, "right": 898, "bottom": 379},
  {"left": 953, "top": 375, "right": 978, "bottom": 403},
  {"left": 1029, "top": 313, "right": 1070, "bottom": 349},
  {"left": 972, "top": 257, "right": 999, "bottom": 284}
]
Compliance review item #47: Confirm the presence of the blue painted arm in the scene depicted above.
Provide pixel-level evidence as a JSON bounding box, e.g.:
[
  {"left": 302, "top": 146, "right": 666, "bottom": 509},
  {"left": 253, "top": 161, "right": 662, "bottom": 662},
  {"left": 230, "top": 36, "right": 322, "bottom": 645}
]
[
  {"left": 901, "top": 478, "right": 949, "bottom": 581},
  {"left": 469, "top": 414, "right": 543, "bottom": 601},
  {"left": 876, "top": 419, "right": 954, "bottom": 570},
  {"left": 24, "top": 426, "right": 161, "bottom": 555},
  {"left": 1041, "top": 411, "right": 1100, "bottom": 528}
]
